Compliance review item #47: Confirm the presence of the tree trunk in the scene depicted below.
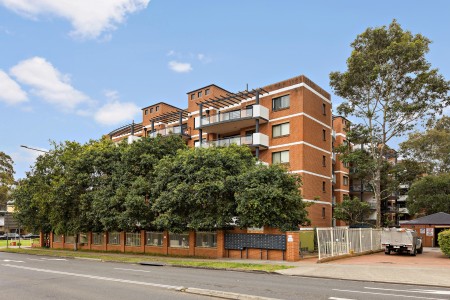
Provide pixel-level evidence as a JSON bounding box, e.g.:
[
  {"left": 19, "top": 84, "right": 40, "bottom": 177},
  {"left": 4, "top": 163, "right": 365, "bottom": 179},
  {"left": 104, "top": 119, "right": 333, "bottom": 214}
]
[{"left": 374, "top": 169, "right": 382, "bottom": 228}]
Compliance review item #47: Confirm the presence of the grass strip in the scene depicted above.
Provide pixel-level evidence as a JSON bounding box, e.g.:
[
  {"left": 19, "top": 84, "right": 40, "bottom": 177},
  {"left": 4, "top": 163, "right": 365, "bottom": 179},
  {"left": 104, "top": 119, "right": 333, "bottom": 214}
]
[{"left": 0, "top": 248, "right": 293, "bottom": 272}]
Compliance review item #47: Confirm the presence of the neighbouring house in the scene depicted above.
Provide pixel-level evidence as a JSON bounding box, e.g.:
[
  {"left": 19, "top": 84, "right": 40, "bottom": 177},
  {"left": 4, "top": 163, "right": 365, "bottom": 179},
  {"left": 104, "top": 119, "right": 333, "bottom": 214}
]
[{"left": 401, "top": 212, "right": 450, "bottom": 247}]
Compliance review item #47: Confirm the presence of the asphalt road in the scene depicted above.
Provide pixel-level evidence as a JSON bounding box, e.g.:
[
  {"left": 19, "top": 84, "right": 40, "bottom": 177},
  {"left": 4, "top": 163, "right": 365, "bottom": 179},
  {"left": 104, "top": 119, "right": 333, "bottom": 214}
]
[{"left": 1, "top": 252, "right": 450, "bottom": 300}]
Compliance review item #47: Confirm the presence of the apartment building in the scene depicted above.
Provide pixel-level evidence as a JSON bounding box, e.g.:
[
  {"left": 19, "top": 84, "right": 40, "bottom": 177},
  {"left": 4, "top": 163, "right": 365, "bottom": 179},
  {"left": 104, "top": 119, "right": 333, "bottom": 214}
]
[{"left": 108, "top": 75, "right": 350, "bottom": 227}]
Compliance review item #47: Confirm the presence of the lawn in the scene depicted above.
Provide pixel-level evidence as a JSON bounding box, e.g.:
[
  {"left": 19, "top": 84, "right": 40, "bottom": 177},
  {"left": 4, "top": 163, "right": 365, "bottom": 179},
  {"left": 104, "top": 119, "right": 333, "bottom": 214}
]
[{"left": 0, "top": 239, "right": 36, "bottom": 247}]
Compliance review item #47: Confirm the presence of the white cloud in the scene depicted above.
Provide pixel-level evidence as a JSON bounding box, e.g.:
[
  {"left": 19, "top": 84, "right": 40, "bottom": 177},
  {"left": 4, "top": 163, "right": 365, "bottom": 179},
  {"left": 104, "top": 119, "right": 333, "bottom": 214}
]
[
  {"left": 94, "top": 100, "right": 140, "bottom": 126},
  {"left": 0, "top": 0, "right": 150, "bottom": 39},
  {"left": 10, "top": 56, "right": 90, "bottom": 111},
  {"left": 168, "top": 61, "right": 192, "bottom": 73},
  {"left": 0, "top": 70, "right": 28, "bottom": 105},
  {"left": 197, "top": 53, "right": 212, "bottom": 64}
]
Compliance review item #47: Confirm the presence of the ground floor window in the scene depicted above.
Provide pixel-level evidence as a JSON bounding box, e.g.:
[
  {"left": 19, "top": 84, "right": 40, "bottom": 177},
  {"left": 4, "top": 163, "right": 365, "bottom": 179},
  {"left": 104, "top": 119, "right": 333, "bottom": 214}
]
[
  {"left": 146, "top": 231, "right": 163, "bottom": 246},
  {"left": 125, "top": 232, "right": 141, "bottom": 246},
  {"left": 196, "top": 232, "right": 217, "bottom": 248},
  {"left": 108, "top": 232, "right": 120, "bottom": 245},
  {"left": 79, "top": 233, "right": 88, "bottom": 244},
  {"left": 65, "top": 235, "right": 75, "bottom": 244},
  {"left": 169, "top": 232, "right": 189, "bottom": 248},
  {"left": 92, "top": 233, "right": 103, "bottom": 245},
  {"left": 53, "top": 234, "right": 62, "bottom": 243}
]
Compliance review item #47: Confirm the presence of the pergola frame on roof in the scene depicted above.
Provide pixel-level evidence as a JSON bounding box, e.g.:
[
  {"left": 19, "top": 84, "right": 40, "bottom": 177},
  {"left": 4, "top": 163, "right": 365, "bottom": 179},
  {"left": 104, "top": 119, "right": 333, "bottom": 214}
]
[
  {"left": 196, "top": 88, "right": 269, "bottom": 109},
  {"left": 148, "top": 109, "right": 188, "bottom": 132},
  {"left": 108, "top": 122, "right": 143, "bottom": 138}
]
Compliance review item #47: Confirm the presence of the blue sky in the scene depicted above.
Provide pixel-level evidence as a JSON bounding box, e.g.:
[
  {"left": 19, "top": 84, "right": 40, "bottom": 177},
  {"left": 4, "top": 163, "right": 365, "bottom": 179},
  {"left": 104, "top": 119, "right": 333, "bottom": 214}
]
[{"left": 1, "top": 0, "right": 449, "bottom": 179}]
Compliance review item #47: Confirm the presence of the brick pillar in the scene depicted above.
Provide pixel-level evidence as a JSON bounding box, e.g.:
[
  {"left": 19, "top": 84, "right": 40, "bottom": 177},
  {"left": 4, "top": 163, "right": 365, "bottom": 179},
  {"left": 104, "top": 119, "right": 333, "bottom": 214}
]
[
  {"left": 62, "top": 234, "right": 65, "bottom": 249},
  {"left": 50, "top": 232, "right": 54, "bottom": 248},
  {"left": 140, "top": 230, "right": 146, "bottom": 253},
  {"left": 121, "top": 232, "right": 125, "bottom": 253},
  {"left": 88, "top": 232, "right": 92, "bottom": 250},
  {"left": 104, "top": 232, "right": 108, "bottom": 251},
  {"left": 189, "top": 231, "right": 196, "bottom": 256},
  {"left": 163, "top": 230, "right": 169, "bottom": 255},
  {"left": 216, "top": 230, "right": 225, "bottom": 258},
  {"left": 285, "top": 231, "right": 300, "bottom": 261},
  {"left": 39, "top": 232, "right": 44, "bottom": 248}
]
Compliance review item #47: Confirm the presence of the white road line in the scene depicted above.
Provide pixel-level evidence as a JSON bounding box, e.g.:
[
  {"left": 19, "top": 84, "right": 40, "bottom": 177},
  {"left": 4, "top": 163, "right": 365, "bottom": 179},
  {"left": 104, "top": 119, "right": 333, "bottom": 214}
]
[
  {"left": 329, "top": 297, "right": 356, "bottom": 300},
  {"left": 365, "top": 287, "right": 450, "bottom": 295},
  {"left": 2, "top": 259, "right": 24, "bottom": 263},
  {"left": 27, "top": 258, "right": 43, "bottom": 261},
  {"left": 333, "top": 289, "right": 447, "bottom": 300},
  {"left": 2, "top": 264, "right": 184, "bottom": 291},
  {"left": 114, "top": 268, "right": 152, "bottom": 273},
  {"left": 40, "top": 258, "right": 67, "bottom": 261}
]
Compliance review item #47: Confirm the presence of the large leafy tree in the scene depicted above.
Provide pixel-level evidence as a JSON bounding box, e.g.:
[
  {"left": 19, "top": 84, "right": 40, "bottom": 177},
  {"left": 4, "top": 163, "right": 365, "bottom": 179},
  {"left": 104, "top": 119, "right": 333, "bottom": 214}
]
[
  {"left": 330, "top": 20, "right": 450, "bottom": 227},
  {"left": 235, "top": 164, "right": 308, "bottom": 231},
  {"left": 407, "top": 173, "right": 450, "bottom": 216},
  {"left": 333, "top": 196, "right": 371, "bottom": 226},
  {"left": 0, "top": 151, "right": 15, "bottom": 209},
  {"left": 151, "top": 145, "right": 256, "bottom": 232},
  {"left": 400, "top": 116, "right": 450, "bottom": 174}
]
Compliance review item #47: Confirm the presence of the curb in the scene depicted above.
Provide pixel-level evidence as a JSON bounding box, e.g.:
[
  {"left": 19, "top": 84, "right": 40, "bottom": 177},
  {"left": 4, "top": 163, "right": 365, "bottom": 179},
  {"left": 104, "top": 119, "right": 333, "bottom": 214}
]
[{"left": 183, "top": 287, "right": 282, "bottom": 300}]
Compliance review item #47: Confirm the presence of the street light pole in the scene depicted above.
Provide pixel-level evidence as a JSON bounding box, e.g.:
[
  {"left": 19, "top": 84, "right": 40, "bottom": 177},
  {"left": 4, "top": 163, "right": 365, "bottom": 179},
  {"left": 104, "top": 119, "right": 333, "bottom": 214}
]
[{"left": 20, "top": 145, "right": 49, "bottom": 153}]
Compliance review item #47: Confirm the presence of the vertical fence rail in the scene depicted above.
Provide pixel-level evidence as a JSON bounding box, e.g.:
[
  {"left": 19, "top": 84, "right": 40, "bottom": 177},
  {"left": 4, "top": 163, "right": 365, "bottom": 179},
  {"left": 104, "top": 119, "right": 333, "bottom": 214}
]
[{"left": 316, "top": 227, "right": 382, "bottom": 260}]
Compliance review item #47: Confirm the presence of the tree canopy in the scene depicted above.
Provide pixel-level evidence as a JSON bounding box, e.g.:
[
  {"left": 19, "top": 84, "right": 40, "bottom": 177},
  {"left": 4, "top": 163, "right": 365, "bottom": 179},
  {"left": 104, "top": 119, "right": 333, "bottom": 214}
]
[
  {"left": 407, "top": 173, "right": 450, "bottom": 216},
  {"left": 333, "top": 196, "right": 371, "bottom": 226},
  {"left": 0, "top": 151, "right": 15, "bottom": 209},
  {"left": 330, "top": 20, "right": 450, "bottom": 227}
]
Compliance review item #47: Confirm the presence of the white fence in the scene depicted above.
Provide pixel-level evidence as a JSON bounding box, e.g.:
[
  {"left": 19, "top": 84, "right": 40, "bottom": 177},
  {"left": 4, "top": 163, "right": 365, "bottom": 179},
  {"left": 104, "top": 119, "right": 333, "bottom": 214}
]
[{"left": 316, "top": 227, "right": 382, "bottom": 260}]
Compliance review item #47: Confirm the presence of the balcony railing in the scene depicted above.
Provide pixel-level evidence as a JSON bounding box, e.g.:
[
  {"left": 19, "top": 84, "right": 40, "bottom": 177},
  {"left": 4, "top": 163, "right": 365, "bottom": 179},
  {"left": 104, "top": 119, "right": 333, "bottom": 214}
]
[
  {"left": 148, "top": 125, "right": 189, "bottom": 138},
  {"left": 350, "top": 184, "right": 373, "bottom": 192},
  {"left": 194, "top": 105, "right": 269, "bottom": 129},
  {"left": 397, "top": 195, "right": 408, "bottom": 202},
  {"left": 398, "top": 207, "right": 409, "bottom": 214},
  {"left": 196, "top": 133, "right": 269, "bottom": 149}
]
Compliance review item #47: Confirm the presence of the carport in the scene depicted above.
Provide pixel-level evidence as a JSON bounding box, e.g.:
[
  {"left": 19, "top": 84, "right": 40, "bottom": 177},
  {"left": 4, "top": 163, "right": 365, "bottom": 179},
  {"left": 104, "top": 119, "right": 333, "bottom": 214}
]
[{"left": 401, "top": 212, "right": 450, "bottom": 247}]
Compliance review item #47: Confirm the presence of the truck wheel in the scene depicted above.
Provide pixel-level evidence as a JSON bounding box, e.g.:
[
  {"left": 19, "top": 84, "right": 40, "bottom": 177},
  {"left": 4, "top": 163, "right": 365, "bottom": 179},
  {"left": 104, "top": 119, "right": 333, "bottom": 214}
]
[
  {"left": 410, "top": 247, "right": 417, "bottom": 256},
  {"left": 385, "top": 248, "right": 390, "bottom": 255},
  {"left": 417, "top": 245, "right": 423, "bottom": 254}
]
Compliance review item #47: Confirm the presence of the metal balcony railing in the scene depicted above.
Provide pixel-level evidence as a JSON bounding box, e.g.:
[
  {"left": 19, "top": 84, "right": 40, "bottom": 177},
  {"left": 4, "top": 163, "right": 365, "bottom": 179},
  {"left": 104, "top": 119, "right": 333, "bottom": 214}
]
[{"left": 148, "top": 125, "right": 188, "bottom": 138}]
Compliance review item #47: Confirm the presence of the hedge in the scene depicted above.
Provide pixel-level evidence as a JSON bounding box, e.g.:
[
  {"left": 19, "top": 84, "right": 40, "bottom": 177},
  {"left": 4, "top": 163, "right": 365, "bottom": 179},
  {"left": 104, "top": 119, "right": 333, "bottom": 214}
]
[{"left": 438, "top": 229, "right": 450, "bottom": 257}]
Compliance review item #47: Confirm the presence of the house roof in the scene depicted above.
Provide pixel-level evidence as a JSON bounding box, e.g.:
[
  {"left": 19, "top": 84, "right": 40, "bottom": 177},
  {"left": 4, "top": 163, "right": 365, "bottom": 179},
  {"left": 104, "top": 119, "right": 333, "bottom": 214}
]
[{"left": 403, "top": 212, "right": 450, "bottom": 225}]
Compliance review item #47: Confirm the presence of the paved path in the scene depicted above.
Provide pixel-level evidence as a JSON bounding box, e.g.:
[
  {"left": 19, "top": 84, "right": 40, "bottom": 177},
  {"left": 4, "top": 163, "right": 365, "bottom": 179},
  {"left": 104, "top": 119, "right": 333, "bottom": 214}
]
[{"left": 277, "top": 247, "right": 450, "bottom": 287}]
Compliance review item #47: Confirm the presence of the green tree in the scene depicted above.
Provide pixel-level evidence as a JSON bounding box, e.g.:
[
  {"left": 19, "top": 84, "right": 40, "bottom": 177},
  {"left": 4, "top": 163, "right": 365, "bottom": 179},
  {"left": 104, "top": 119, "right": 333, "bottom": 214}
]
[
  {"left": 151, "top": 145, "right": 256, "bottom": 232},
  {"left": 235, "top": 164, "right": 308, "bottom": 231},
  {"left": 0, "top": 151, "right": 15, "bottom": 209},
  {"left": 400, "top": 116, "right": 450, "bottom": 174},
  {"left": 407, "top": 173, "right": 450, "bottom": 216},
  {"left": 330, "top": 20, "right": 450, "bottom": 227},
  {"left": 333, "top": 197, "right": 371, "bottom": 226}
]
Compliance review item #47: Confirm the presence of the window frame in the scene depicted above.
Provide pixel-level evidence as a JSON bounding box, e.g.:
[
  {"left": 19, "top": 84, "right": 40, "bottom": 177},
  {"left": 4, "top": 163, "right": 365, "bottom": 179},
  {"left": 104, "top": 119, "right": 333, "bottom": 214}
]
[
  {"left": 272, "top": 95, "right": 290, "bottom": 111},
  {"left": 322, "top": 129, "right": 326, "bottom": 141},
  {"left": 272, "top": 122, "right": 290, "bottom": 138},
  {"left": 343, "top": 175, "right": 349, "bottom": 186},
  {"left": 272, "top": 150, "right": 289, "bottom": 164},
  {"left": 322, "top": 155, "right": 326, "bottom": 167},
  {"left": 205, "top": 88, "right": 210, "bottom": 95}
]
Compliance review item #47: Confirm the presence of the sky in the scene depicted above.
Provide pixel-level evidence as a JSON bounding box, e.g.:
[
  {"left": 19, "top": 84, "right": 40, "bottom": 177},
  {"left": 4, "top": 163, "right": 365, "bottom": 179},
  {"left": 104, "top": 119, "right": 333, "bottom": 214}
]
[{"left": 1, "top": 0, "right": 449, "bottom": 179}]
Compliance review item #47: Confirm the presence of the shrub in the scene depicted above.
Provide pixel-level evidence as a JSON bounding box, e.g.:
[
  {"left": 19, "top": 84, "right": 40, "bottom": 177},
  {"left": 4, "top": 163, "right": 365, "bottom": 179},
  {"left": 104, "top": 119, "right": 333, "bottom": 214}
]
[{"left": 438, "top": 229, "right": 450, "bottom": 257}]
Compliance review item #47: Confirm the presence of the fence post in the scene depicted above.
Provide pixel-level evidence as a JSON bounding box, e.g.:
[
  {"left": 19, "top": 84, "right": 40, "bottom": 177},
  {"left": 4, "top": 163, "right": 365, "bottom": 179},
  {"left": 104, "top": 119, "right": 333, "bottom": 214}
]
[
  {"left": 359, "top": 228, "right": 362, "bottom": 253},
  {"left": 330, "top": 228, "right": 334, "bottom": 257},
  {"left": 346, "top": 228, "right": 350, "bottom": 254},
  {"left": 370, "top": 229, "right": 373, "bottom": 250},
  {"left": 316, "top": 228, "right": 321, "bottom": 260}
]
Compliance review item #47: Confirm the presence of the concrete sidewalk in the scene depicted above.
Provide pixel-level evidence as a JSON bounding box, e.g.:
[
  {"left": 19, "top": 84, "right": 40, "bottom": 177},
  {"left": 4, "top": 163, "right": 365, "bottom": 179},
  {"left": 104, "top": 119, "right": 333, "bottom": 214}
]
[{"left": 276, "top": 247, "right": 450, "bottom": 287}]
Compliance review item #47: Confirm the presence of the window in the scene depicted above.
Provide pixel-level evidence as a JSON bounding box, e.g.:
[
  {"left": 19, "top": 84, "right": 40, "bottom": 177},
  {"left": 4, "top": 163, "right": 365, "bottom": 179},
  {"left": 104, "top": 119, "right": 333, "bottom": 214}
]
[
  {"left": 53, "top": 234, "right": 62, "bottom": 243},
  {"left": 155, "top": 106, "right": 159, "bottom": 112},
  {"left": 144, "top": 109, "right": 148, "bottom": 115},
  {"left": 272, "top": 150, "right": 289, "bottom": 164},
  {"left": 79, "top": 233, "right": 88, "bottom": 244},
  {"left": 272, "top": 95, "right": 290, "bottom": 111},
  {"left": 272, "top": 122, "right": 290, "bottom": 137},
  {"left": 322, "top": 181, "right": 326, "bottom": 192},
  {"left": 198, "top": 91, "right": 202, "bottom": 98},
  {"left": 205, "top": 88, "right": 210, "bottom": 95},
  {"left": 65, "top": 235, "right": 75, "bottom": 244},
  {"left": 92, "top": 233, "right": 103, "bottom": 245},
  {"left": 343, "top": 176, "right": 349, "bottom": 186},
  {"left": 146, "top": 231, "right": 163, "bottom": 246},
  {"left": 125, "top": 232, "right": 141, "bottom": 246},
  {"left": 169, "top": 232, "right": 189, "bottom": 248},
  {"left": 322, "top": 155, "right": 326, "bottom": 167},
  {"left": 191, "top": 94, "right": 195, "bottom": 100},
  {"left": 343, "top": 161, "right": 349, "bottom": 168},
  {"left": 196, "top": 232, "right": 217, "bottom": 248},
  {"left": 194, "top": 140, "right": 200, "bottom": 147},
  {"left": 108, "top": 232, "right": 120, "bottom": 245},
  {"left": 322, "top": 129, "right": 326, "bottom": 141},
  {"left": 322, "top": 207, "right": 326, "bottom": 219},
  {"left": 150, "top": 108, "right": 153, "bottom": 113},
  {"left": 322, "top": 103, "right": 326, "bottom": 115}
]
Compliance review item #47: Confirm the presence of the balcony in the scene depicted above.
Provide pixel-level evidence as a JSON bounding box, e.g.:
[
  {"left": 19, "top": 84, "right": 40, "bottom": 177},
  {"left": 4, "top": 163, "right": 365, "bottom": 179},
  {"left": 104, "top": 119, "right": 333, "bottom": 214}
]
[
  {"left": 367, "top": 201, "right": 377, "bottom": 210},
  {"left": 196, "top": 133, "right": 269, "bottom": 149},
  {"left": 397, "top": 195, "right": 408, "bottom": 202},
  {"left": 194, "top": 105, "right": 269, "bottom": 134},
  {"left": 148, "top": 125, "right": 190, "bottom": 140},
  {"left": 398, "top": 207, "right": 409, "bottom": 214},
  {"left": 350, "top": 184, "right": 373, "bottom": 192}
]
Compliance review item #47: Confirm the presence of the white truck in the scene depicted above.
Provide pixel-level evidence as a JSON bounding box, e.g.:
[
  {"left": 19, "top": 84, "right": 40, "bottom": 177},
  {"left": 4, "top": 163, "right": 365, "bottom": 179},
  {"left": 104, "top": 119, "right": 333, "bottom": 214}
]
[{"left": 381, "top": 228, "right": 423, "bottom": 256}]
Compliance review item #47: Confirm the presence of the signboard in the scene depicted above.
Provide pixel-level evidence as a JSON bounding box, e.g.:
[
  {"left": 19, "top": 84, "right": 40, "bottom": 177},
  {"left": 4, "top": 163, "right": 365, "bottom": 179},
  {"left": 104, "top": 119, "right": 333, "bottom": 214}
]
[
  {"left": 287, "top": 235, "right": 293, "bottom": 242},
  {"left": 247, "top": 226, "right": 264, "bottom": 233},
  {"left": 426, "top": 228, "right": 434, "bottom": 237},
  {"left": 420, "top": 228, "right": 425, "bottom": 234}
]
